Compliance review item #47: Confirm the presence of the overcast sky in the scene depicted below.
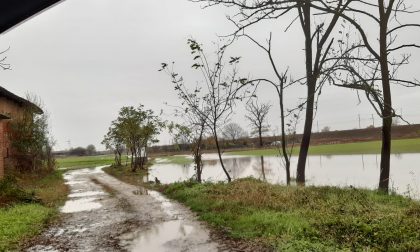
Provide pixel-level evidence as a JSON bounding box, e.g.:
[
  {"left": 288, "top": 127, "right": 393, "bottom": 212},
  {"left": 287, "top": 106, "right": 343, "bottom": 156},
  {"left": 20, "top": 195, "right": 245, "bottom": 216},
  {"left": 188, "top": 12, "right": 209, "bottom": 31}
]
[{"left": 1, "top": 0, "right": 420, "bottom": 151}]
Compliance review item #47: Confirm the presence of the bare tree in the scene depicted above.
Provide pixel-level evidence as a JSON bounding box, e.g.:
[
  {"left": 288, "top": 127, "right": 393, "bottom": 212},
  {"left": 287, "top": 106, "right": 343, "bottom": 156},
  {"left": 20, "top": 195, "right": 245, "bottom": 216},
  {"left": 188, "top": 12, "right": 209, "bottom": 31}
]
[
  {"left": 160, "top": 39, "right": 247, "bottom": 182},
  {"left": 102, "top": 126, "right": 125, "bottom": 167},
  {"left": 245, "top": 99, "right": 271, "bottom": 147},
  {"left": 168, "top": 120, "right": 207, "bottom": 182},
  {"left": 238, "top": 33, "right": 303, "bottom": 185},
  {"left": 318, "top": 0, "right": 420, "bottom": 192},
  {"left": 222, "top": 122, "right": 247, "bottom": 143},
  {"left": 192, "top": 0, "right": 353, "bottom": 185},
  {"left": 0, "top": 47, "right": 10, "bottom": 71}
]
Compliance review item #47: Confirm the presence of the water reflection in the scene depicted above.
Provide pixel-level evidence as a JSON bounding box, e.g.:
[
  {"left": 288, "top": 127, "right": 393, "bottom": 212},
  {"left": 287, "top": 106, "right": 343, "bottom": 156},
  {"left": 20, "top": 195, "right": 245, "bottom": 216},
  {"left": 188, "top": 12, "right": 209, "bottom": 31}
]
[
  {"left": 148, "top": 154, "right": 420, "bottom": 199},
  {"left": 121, "top": 220, "right": 194, "bottom": 252}
]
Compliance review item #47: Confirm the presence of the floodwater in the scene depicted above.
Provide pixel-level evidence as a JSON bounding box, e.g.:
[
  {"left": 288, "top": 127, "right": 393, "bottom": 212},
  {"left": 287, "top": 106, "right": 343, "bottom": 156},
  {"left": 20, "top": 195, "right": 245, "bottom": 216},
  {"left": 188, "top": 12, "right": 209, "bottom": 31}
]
[{"left": 149, "top": 153, "right": 420, "bottom": 199}]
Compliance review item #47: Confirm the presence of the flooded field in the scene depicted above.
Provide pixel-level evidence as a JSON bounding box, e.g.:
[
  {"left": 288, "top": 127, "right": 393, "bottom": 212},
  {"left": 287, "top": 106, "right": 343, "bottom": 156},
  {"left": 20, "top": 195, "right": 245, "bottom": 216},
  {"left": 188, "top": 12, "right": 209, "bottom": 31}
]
[{"left": 149, "top": 153, "right": 420, "bottom": 199}]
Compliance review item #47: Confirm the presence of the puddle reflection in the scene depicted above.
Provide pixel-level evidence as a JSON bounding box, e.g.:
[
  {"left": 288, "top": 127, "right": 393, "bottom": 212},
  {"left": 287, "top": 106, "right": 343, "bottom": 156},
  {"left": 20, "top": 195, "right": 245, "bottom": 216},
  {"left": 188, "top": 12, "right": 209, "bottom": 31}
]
[
  {"left": 61, "top": 197, "right": 102, "bottom": 213},
  {"left": 122, "top": 220, "right": 194, "bottom": 252},
  {"left": 148, "top": 154, "right": 420, "bottom": 199}
]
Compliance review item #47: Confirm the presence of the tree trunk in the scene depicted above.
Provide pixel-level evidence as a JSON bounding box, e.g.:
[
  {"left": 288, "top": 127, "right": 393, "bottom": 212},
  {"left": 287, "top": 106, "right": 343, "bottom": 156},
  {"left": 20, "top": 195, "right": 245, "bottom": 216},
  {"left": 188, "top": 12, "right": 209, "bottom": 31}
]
[
  {"left": 258, "top": 127, "right": 263, "bottom": 147},
  {"left": 278, "top": 87, "right": 291, "bottom": 185},
  {"left": 296, "top": 1, "right": 314, "bottom": 186},
  {"left": 378, "top": 2, "right": 392, "bottom": 193},
  {"left": 130, "top": 147, "right": 134, "bottom": 169},
  {"left": 214, "top": 126, "right": 232, "bottom": 182},
  {"left": 260, "top": 156, "right": 266, "bottom": 181},
  {"left": 194, "top": 124, "right": 205, "bottom": 183}
]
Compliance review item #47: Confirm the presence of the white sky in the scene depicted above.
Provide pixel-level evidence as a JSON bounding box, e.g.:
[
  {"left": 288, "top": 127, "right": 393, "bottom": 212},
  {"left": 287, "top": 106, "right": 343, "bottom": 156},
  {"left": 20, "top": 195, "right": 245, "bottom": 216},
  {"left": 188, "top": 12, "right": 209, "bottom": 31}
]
[{"left": 1, "top": 0, "right": 419, "bottom": 151}]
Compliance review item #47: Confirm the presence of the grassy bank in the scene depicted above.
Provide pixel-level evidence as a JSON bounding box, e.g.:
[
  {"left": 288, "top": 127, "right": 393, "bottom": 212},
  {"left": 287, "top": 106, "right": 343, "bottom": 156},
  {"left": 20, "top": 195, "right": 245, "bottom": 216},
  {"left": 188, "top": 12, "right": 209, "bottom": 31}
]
[
  {"left": 229, "top": 138, "right": 420, "bottom": 156},
  {"left": 103, "top": 165, "right": 149, "bottom": 186},
  {"left": 56, "top": 154, "right": 116, "bottom": 169},
  {"left": 0, "top": 170, "right": 68, "bottom": 251},
  {"left": 155, "top": 179, "right": 420, "bottom": 251}
]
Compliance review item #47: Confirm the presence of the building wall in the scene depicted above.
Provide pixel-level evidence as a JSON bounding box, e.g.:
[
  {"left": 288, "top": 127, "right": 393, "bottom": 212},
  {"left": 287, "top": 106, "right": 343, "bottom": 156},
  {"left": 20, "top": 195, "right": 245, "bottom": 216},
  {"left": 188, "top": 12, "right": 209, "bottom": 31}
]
[
  {"left": 0, "top": 97, "right": 25, "bottom": 119},
  {"left": 0, "top": 98, "right": 24, "bottom": 179}
]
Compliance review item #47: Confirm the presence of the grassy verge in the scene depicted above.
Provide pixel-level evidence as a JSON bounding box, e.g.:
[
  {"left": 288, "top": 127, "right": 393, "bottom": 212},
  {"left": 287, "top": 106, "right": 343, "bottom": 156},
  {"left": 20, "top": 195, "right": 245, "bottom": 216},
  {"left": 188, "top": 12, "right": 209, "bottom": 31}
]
[
  {"left": 154, "top": 179, "right": 420, "bottom": 251},
  {"left": 103, "top": 165, "right": 149, "bottom": 186},
  {"left": 0, "top": 204, "right": 55, "bottom": 251},
  {"left": 56, "top": 154, "right": 116, "bottom": 169},
  {"left": 228, "top": 138, "right": 420, "bottom": 156},
  {"left": 0, "top": 170, "right": 68, "bottom": 251}
]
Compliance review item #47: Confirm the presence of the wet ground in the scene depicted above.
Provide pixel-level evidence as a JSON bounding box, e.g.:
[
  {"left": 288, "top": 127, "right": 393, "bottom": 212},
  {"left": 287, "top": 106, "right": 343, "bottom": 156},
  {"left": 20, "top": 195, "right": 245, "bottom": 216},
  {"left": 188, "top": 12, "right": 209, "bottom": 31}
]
[{"left": 25, "top": 167, "right": 258, "bottom": 252}]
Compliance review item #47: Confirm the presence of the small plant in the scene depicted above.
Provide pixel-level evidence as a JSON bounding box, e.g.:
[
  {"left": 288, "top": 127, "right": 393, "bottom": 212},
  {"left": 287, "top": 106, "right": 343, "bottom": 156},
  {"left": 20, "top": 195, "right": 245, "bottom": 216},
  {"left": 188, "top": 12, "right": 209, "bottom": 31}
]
[{"left": 0, "top": 176, "right": 38, "bottom": 207}]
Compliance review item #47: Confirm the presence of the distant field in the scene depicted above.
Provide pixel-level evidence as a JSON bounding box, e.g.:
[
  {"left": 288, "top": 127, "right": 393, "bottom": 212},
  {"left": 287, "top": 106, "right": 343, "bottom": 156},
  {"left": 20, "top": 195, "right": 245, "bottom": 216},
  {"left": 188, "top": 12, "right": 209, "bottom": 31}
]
[
  {"left": 228, "top": 138, "right": 420, "bottom": 156},
  {"left": 56, "top": 138, "right": 420, "bottom": 169},
  {"left": 56, "top": 154, "right": 118, "bottom": 169}
]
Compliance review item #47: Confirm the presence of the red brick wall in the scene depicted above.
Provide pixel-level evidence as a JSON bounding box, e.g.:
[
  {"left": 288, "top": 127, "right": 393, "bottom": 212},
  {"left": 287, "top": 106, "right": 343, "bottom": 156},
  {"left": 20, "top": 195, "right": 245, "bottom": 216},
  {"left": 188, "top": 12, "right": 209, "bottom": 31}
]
[{"left": 0, "top": 98, "right": 24, "bottom": 179}]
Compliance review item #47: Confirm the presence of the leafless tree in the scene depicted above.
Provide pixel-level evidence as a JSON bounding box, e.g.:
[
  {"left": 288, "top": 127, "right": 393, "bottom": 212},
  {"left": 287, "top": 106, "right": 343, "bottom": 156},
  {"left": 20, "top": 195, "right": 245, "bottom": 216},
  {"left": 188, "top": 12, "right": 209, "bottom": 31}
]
[
  {"left": 318, "top": 0, "right": 420, "bottom": 192},
  {"left": 222, "top": 122, "right": 247, "bottom": 143},
  {"left": 192, "top": 0, "right": 354, "bottom": 185},
  {"left": 168, "top": 118, "right": 207, "bottom": 182},
  {"left": 0, "top": 47, "right": 11, "bottom": 71},
  {"left": 160, "top": 39, "right": 247, "bottom": 182},
  {"left": 238, "top": 32, "right": 303, "bottom": 185},
  {"left": 245, "top": 99, "right": 271, "bottom": 147}
]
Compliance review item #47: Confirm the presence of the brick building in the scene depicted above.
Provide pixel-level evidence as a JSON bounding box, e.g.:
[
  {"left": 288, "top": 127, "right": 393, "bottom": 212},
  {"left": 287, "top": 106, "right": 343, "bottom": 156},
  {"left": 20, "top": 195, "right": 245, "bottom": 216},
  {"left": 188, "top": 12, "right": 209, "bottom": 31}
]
[{"left": 0, "top": 86, "right": 42, "bottom": 179}]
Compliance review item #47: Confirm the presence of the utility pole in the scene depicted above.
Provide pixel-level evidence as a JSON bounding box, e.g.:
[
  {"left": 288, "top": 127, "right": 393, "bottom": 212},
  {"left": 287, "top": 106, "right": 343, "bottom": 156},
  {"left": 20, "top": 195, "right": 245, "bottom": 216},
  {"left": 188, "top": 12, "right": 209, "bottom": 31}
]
[
  {"left": 358, "top": 114, "right": 361, "bottom": 129},
  {"left": 371, "top": 114, "right": 375, "bottom": 127}
]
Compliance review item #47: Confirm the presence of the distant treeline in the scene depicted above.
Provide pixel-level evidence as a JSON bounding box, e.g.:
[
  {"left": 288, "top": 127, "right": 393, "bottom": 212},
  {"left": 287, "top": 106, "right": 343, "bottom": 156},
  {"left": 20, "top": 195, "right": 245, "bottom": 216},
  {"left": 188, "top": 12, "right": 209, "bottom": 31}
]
[{"left": 150, "top": 124, "right": 420, "bottom": 154}]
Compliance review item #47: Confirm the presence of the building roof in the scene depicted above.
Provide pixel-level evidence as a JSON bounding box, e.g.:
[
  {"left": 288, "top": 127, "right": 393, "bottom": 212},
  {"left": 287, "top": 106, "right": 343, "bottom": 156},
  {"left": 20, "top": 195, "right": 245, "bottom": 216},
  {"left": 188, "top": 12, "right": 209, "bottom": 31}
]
[
  {"left": 0, "top": 0, "right": 63, "bottom": 34},
  {"left": 0, "top": 86, "right": 43, "bottom": 114}
]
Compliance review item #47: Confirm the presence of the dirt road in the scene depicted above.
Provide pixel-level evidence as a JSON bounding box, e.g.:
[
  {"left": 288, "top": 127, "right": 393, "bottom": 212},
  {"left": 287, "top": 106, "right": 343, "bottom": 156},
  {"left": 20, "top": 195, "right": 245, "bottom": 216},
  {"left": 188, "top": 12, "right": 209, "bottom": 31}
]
[{"left": 25, "top": 167, "right": 230, "bottom": 252}]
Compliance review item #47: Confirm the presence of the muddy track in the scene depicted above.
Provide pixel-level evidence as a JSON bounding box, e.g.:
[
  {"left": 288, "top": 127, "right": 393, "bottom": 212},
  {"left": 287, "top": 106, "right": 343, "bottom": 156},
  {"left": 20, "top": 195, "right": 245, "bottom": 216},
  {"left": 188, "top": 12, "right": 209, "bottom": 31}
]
[{"left": 25, "top": 167, "right": 266, "bottom": 252}]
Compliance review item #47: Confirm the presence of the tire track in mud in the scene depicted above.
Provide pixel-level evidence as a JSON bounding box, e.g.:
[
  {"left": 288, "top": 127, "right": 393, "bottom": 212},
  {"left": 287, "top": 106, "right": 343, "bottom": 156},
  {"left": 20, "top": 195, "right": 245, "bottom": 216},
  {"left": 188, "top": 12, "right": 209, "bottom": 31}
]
[{"left": 24, "top": 167, "right": 224, "bottom": 252}]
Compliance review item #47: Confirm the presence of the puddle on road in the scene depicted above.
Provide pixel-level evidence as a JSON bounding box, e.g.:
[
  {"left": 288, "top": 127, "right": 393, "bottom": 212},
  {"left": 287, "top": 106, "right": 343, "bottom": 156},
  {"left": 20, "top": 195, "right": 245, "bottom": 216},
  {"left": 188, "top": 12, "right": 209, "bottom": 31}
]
[
  {"left": 121, "top": 220, "right": 194, "bottom": 252},
  {"left": 61, "top": 197, "right": 102, "bottom": 213},
  {"left": 132, "top": 187, "right": 148, "bottom": 195},
  {"left": 148, "top": 190, "right": 179, "bottom": 217},
  {"left": 68, "top": 191, "right": 106, "bottom": 198},
  {"left": 60, "top": 166, "right": 110, "bottom": 213}
]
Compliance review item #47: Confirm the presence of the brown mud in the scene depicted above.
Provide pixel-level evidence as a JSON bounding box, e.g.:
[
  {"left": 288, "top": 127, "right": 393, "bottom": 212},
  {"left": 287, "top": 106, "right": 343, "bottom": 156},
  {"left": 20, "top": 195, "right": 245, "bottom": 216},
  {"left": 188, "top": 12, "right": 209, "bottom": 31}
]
[{"left": 24, "top": 167, "right": 269, "bottom": 252}]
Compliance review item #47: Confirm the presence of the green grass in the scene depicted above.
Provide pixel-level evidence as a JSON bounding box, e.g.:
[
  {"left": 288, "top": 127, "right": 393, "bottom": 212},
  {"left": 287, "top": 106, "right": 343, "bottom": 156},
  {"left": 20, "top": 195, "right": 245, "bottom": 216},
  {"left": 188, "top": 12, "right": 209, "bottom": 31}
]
[
  {"left": 17, "top": 170, "right": 69, "bottom": 208},
  {"left": 56, "top": 154, "right": 117, "bottom": 169},
  {"left": 103, "top": 165, "right": 149, "bottom": 186},
  {"left": 229, "top": 138, "right": 420, "bottom": 156},
  {"left": 155, "top": 179, "right": 420, "bottom": 251},
  {"left": 0, "top": 170, "right": 69, "bottom": 250},
  {"left": 0, "top": 204, "right": 55, "bottom": 251}
]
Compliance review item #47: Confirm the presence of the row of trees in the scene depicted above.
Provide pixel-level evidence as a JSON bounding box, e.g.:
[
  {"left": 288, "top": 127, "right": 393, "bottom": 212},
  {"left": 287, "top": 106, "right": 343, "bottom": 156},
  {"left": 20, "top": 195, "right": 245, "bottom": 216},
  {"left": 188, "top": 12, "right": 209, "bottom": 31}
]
[
  {"left": 68, "top": 145, "right": 96, "bottom": 156},
  {"left": 162, "top": 0, "right": 420, "bottom": 192},
  {"left": 102, "top": 105, "right": 164, "bottom": 172}
]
